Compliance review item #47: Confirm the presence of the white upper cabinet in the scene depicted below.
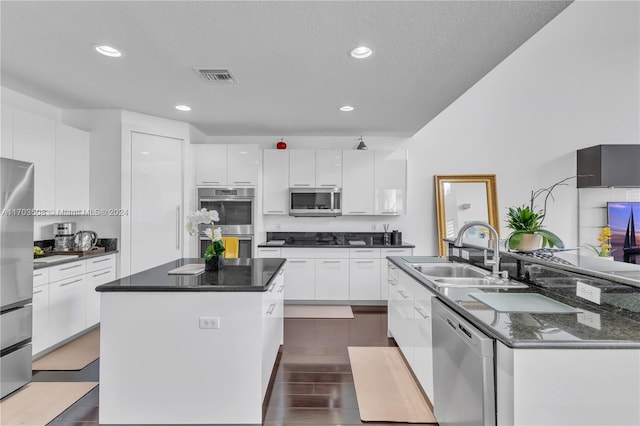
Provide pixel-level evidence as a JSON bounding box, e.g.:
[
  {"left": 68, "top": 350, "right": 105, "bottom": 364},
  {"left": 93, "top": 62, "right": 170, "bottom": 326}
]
[
  {"left": 289, "top": 150, "right": 315, "bottom": 187},
  {"left": 263, "top": 150, "right": 289, "bottom": 214},
  {"left": 195, "top": 144, "right": 228, "bottom": 186},
  {"left": 374, "top": 150, "right": 407, "bottom": 215},
  {"left": 55, "top": 123, "right": 90, "bottom": 211},
  {"left": 342, "top": 150, "right": 375, "bottom": 215},
  {"left": 195, "top": 144, "right": 260, "bottom": 186},
  {"left": 315, "top": 150, "right": 342, "bottom": 187},
  {"left": 289, "top": 150, "right": 342, "bottom": 188},
  {"left": 13, "top": 108, "right": 56, "bottom": 211},
  {"left": 228, "top": 144, "right": 260, "bottom": 186}
]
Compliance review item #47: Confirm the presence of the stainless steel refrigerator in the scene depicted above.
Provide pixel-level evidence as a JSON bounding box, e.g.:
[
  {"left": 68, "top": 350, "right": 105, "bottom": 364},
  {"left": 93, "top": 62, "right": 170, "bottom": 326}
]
[{"left": 0, "top": 157, "right": 34, "bottom": 399}]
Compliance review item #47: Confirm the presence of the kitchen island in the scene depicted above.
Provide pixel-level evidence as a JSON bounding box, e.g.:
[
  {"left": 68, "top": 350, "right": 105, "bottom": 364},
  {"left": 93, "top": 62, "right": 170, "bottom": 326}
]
[
  {"left": 95, "top": 257, "right": 286, "bottom": 425},
  {"left": 388, "top": 244, "right": 640, "bottom": 426}
]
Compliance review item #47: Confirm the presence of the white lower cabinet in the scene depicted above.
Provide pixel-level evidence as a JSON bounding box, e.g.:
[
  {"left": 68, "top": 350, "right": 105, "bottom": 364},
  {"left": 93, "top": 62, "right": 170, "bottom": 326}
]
[
  {"left": 387, "top": 262, "right": 434, "bottom": 402},
  {"left": 32, "top": 278, "right": 50, "bottom": 355},
  {"left": 284, "top": 259, "right": 315, "bottom": 300},
  {"left": 85, "top": 255, "right": 117, "bottom": 327},
  {"left": 49, "top": 274, "right": 87, "bottom": 344},
  {"left": 261, "top": 267, "right": 284, "bottom": 398},
  {"left": 380, "top": 248, "right": 413, "bottom": 299},
  {"left": 349, "top": 257, "right": 381, "bottom": 300},
  {"left": 315, "top": 259, "right": 349, "bottom": 300}
]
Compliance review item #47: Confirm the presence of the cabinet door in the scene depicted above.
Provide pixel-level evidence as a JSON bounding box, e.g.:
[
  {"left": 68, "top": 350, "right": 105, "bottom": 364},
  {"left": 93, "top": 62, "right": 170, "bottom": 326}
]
[
  {"left": 349, "top": 258, "right": 381, "bottom": 300},
  {"left": 395, "top": 270, "right": 415, "bottom": 365},
  {"left": 32, "top": 284, "right": 50, "bottom": 355},
  {"left": 380, "top": 248, "right": 413, "bottom": 300},
  {"left": 13, "top": 109, "right": 56, "bottom": 211},
  {"left": 315, "top": 259, "right": 349, "bottom": 300},
  {"left": 289, "top": 150, "right": 315, "bottom": 187},
  {"left": 49, "top": 275, "right": 86, "bottom": 343},
  {"left": 55, "top": 122, "right": 90, "bottom": 211},
  {"left": 195, "top": 144, "right": 227, "bottom": 185},
  {"left": 86, "top": 265, "right": 116, "bottom": 326},
  {"left": 1, "top": 106, "right": 13, "bottom": 158},
  {"left": 342, "top": 150, "right": 374, "bottom": 215},
  {"left": 315, "top": 150, "right": 342, "bottom": 187},
  {"left": 131, "top": 132, "right": 182, "bottom": 274},
  {"left": 413, "top": 296, "right": 434, "bottom": 402},
  {"left": 228, "top": 144, "right": 260, "bottom": 186},
  {"left": 263, "top": 150, "right": 289, "bottom": 214},
  {"left": 374, "top": 150, "right": 407, "bottom": 215},
  {"left": 283, "top": 259, "right": 315, "bottom": 300}
]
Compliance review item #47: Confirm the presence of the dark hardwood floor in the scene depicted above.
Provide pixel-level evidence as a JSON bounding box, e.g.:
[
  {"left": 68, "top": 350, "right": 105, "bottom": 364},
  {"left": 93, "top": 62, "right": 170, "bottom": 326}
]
[{"left": 33, "top": 308, "right": 434, "bottom": 425}]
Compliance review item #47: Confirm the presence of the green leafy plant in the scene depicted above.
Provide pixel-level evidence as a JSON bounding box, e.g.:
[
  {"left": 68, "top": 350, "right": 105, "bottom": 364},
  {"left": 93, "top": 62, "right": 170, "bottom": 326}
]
[{"left": 505, "top": 176, "right": 575, "bottom": 250}]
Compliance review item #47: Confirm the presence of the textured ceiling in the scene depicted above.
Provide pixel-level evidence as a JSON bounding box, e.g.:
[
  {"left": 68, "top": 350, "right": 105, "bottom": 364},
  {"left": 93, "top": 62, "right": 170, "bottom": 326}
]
[{"left": 0, "top": 1, "right": 572, "bottom": 137}]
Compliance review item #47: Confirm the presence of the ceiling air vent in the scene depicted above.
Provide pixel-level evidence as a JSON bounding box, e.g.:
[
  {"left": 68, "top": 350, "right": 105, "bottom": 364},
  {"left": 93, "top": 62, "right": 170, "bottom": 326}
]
[{"left": 194, "top": 68, "right": 237, "bottom": 84}]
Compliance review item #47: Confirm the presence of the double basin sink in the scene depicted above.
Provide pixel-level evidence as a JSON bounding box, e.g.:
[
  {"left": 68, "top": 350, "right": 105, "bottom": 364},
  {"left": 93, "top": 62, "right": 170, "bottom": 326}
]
[{"left": 409, "top": 262, "right": 528, "bottom": 289}]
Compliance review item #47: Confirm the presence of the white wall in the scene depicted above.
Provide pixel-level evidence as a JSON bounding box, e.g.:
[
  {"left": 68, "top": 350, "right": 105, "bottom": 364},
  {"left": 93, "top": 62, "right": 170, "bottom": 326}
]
[{"left": 399, "top": 0, "right": 639, "bottom": 255}]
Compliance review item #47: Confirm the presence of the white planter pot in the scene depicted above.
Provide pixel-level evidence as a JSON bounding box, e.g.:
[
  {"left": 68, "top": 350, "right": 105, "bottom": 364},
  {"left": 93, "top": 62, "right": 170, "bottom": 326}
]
[{"left": 517, "top": 234, "right": 543, "bottom": 251}]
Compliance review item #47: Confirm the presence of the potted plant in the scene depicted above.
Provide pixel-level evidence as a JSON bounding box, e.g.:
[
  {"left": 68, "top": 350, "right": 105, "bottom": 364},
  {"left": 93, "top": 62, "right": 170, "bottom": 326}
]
[
  {"left": 506, "top": 177, "right": 572, "bottom": 251},
  {"left": 186, "top": 208, "right": 226, "bottom": 271}
]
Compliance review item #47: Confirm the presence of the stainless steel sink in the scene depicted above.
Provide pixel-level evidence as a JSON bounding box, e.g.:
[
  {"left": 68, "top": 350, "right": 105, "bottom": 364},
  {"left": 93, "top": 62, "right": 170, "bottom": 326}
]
[
  {"left": 410, "top": 263, "right": 489, "bottom": 278},
  {"left": 432, "top": 277, "right": 529, "bottom": 289}
]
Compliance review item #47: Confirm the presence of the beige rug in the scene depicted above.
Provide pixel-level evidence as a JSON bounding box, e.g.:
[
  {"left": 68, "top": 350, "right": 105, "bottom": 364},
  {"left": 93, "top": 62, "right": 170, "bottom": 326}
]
[
  {"left": 348, "top": 346, "right": 437, "bottom": 424},
  {"left": 32, "top": 328, "right": 100, "bottom": 371},
  {"left": 284, "top": 305, "right": 354, "bottom": 319},
  {"left": 0, "top": 382, "right": 98, "bottom": 426}
]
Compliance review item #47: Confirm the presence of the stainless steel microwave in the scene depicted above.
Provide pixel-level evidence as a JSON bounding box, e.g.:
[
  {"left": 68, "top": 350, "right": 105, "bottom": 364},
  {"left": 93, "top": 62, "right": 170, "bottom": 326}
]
[{"left": 289, "top": 188, "right": 342, "bottom": 217}]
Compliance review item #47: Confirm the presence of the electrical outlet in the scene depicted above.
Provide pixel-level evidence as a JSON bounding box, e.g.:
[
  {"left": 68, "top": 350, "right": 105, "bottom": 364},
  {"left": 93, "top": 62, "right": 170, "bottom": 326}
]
[
  {"left": 576, "top": 282, "right": 601, "bottom": 304},
  {"left": 452, "top": 248, "right": 460, "bottom": 257},
  {"left": 199, "top": 317, "right": 220, "bottom": 329},
  {"left": 461, "top": 250, "right": 470, "bottom": 260},
  {"left": 577, "top": 310, "right": 601, "bottom": 330}
]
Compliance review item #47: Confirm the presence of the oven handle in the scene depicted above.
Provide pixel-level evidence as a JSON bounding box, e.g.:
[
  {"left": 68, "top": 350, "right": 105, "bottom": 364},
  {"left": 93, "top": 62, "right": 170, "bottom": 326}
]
[{"left": 199, "top": 197, "right": 254, "bottom": 202}]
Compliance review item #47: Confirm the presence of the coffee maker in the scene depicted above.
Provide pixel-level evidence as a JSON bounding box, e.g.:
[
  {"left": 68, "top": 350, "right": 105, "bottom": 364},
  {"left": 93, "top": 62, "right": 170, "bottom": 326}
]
[{"left": 54, "top": 222, "right": 76, "bottom": 251}]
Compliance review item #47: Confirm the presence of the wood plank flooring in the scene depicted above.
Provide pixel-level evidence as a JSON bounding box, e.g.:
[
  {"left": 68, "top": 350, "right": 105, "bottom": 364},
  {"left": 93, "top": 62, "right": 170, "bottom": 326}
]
[{"left": 31, "top": 307, "right": 436, "bottom": 425}]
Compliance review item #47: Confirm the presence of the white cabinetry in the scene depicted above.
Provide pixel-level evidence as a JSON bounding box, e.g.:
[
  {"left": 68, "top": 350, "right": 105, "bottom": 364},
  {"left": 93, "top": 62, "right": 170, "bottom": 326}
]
[
  {"left": 228, "top": 144, "right": 261, "bottom": 186},
  {"left": 262, "top": 150, "right": 289, "bottom": 214},
  {"left": 289, "top": 150, "right": 315, "bottom": 187},
  {"left": 12, "top": 109, "right": 56, "bottom": 211},
  {"left": 48, "top": 260, "right": 87, "bottom": 344},
  {"left": 380, "top": 248, "right": 413, "bottom": 299},
  {"left": 315, "top": 150, "right": 342, "bottom": 187},
  {"left": 195, "top": 144, "right": 227, "bottom": 185},
  {"left": 342, "top": 150, "right": 374, "bottom": 215},
  {"left": 195, "top": 144, "right": 260, "bottom": 186},
  {"left": 349, "top": 248, "right": 381, "bottom": 300},
  {"left": 315, "top": 259, "right": 349, "bottom": 300},
  {"left": 32, "top": 269, "right": 50, "bottom": 355},
  {"left": 261, "top": 267, "right": 284, "bottom": 398},
  {"left": 387, "top": 263, "right": 434, "bottom": 402},
  {"left": 374, "top": 150, "right": 407, "bottom": 215},
  {"left": 55, "top": 122, "right": 90, "bottom": 211},
  {"left": 284, "top": 259, "right": 315, "bottom": 300},
  {"left": 85, "top": 254, "right": 116, "bottom": 327},
  {"left": 131, "top": 133, "right": 182, "bottom": 275}
]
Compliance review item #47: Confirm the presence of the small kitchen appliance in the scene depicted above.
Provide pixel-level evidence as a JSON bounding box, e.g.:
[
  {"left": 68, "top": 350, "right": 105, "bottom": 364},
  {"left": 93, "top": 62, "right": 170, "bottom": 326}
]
[
  {"left": 53, "top": 222, "right": 76, "bottom": 251},
  {"left": 74, "top": 230, "right": 98, "bottom": 251}
]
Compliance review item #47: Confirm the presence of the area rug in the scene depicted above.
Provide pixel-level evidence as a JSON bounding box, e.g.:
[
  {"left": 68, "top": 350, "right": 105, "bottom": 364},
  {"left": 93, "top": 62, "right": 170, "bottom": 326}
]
[
  {"left": 32, "top": 328, "right": 100, "bottom": 371},
  {"left": 284, "top": 305, "right": 354, "bottom": 319},
  {"left": 348, "top": 346, "right": 437, "bottom": 423},
  {"left": 0, "top": 382, "right": 98, "bottom": 426}
]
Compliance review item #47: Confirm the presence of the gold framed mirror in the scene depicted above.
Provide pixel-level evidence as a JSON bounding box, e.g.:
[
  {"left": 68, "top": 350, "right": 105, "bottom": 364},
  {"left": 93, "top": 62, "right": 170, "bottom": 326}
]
[{"left": 434, "top": 174, "right": 500, "bottom": 256}]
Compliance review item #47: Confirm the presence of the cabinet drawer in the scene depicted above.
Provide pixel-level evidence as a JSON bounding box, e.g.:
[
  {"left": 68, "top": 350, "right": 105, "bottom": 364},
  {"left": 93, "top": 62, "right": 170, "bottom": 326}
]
[
  {"left": 86, "top": 254, "right": 115, "bottom": 273},
  {"left": 257, "top": 248, "right": 282, "bottom": 258},
  {"left": 381, "top": 248, "right": 413, "bottom": 258},
  {"left": 282, "top": 248, "right": 344, "bottom": 259},
  {"left": 49, "top": 260, "right": 86, "bottom": 282},
  {"left": 349, "top": 248, "right": 380, "bottom": 259},
  {"left": 33, "top": 269, "right": 49, "bottom": 288}
]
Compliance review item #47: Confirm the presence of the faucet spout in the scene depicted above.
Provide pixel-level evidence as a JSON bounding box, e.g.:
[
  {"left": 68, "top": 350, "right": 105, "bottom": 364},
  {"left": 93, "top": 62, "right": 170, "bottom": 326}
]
[{"left": 453, "top": 221, "right": 504, "bottom": 278}]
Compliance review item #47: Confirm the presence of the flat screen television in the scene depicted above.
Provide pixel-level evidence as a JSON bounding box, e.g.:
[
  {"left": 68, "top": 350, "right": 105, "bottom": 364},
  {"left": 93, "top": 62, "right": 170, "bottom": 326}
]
[{"left": 607, "top": 201, "right": 640, "bottom": 264}]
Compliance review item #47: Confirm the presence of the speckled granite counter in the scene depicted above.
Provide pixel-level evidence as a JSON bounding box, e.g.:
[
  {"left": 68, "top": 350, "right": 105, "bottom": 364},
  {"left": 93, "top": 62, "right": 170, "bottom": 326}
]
[
  {"left": 95, "top": 257, "right": 286, "bottom": 292},
  {"left": 390, "top": 254, "right": 640, "bottom": 349}
]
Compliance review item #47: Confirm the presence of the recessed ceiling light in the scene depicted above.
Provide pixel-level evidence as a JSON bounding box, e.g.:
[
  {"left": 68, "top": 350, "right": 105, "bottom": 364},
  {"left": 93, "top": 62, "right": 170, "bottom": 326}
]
[
  {"left": 175, "top": 105, "right": 191, "bottom": 111},
  {"left": 350, "top": 46, "right": 373, "bottom": 59},
  {"left": 339, "top": 105, "right": 355, "bottom": 112},
  {"left": 92, "top": 44, "right": 122, "bottom": 58}
]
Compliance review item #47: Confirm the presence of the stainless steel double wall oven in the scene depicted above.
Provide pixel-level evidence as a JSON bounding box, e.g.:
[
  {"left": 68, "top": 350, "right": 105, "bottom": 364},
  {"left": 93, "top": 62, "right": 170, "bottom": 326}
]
[{"left": 197, "top": 187, "right": 255, "bottom": 258}]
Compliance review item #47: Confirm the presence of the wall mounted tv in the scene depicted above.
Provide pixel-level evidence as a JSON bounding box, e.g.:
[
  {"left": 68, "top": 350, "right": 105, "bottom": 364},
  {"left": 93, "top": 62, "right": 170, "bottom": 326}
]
[{"left": 607, "top": 202, "right": 639, "bottom": 264}]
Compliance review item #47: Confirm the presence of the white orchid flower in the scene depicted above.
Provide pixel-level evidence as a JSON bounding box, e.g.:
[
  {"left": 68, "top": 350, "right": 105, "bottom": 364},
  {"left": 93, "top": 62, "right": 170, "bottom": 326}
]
[
  {"left": 185, "top": 208, "right": 220, "bottom": 236},
  {"left": 213, "top": 227, "right": 222, "bottom": 242}
]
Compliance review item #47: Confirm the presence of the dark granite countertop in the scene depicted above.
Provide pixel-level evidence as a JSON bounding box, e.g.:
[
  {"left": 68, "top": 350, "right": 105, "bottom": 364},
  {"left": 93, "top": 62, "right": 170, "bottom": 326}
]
[
  {"left": 33, "top": 250, "right": 118, "bottom": 270},
  {"left": 95, "top": 258, "right": 286, "bottom": 292},
  {"left": 258, "top": 241, "right": 415, "bottom": 248},
  {"left": 390, "top": 256, "right": 640, "bottom": 349}
]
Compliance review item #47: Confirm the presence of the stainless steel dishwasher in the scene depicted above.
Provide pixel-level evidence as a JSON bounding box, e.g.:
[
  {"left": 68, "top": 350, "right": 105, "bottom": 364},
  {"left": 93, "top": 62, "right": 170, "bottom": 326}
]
[{"left": 432, "top": 298, "right": 495, "bottom": 426}]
